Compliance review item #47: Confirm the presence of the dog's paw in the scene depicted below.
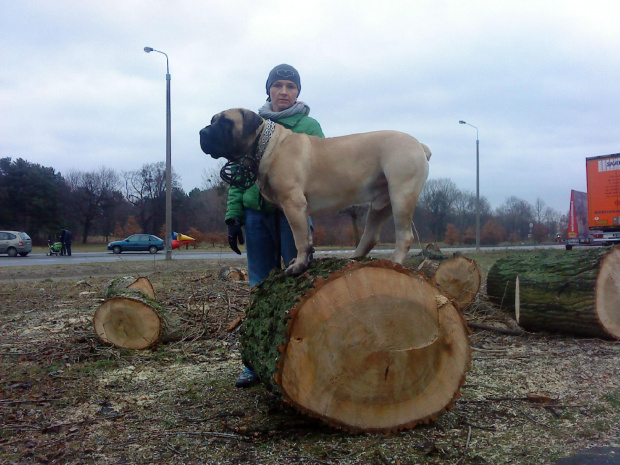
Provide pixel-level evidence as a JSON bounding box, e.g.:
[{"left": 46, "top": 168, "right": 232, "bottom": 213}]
[{"left": 285, "top": 262, "right": 308, "bottom": 277}]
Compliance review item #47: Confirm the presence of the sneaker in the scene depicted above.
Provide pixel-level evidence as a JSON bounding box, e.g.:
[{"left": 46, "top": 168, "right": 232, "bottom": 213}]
[{"left": 235, "top": 366, "right": 259, "bottom": 388}]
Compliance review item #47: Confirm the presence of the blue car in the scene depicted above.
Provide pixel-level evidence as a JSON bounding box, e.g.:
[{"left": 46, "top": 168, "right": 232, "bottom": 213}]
[{"left": 107, "top": 234, "right": 165, "bottom": 254}]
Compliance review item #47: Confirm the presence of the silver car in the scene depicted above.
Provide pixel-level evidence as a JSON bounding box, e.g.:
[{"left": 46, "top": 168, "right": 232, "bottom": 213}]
[{"left": 0, "top": 231, "right": 33, "bottom": 257}]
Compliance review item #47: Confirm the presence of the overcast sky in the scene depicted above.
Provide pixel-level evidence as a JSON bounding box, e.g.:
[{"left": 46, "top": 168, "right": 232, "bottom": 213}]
[{"left": 1, "top": 0, "right": 619, "bottom": 214}]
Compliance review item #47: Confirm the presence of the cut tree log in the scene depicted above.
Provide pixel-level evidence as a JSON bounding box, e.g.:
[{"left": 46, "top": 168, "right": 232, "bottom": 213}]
[
  {"left": 241, "top": 258, "right": 471, "bottom": 433},
  {"left": 218, "top": 266, "right": 248, "bottom": 282},
  {"left": 94, "top": 276, "right": 180, "bottom": 349},
  {"left": 407, "top": 247, "right": 481, "bottom": 310},
  {"left": 513, "top": 246, "right": 620, "bottom": 339}
]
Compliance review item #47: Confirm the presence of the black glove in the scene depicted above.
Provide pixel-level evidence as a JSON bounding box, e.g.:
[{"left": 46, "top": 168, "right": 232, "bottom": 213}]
[{"left": 226, "top": 218, "right": 245, "bottom": 255}]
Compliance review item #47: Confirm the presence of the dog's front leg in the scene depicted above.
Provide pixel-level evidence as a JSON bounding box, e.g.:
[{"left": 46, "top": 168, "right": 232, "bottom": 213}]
[{"left": 280, "top": 197, "right": 312, "bottom": 277}]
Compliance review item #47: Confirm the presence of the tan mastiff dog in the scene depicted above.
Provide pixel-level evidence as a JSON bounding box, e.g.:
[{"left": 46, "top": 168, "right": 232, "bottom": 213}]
[{"left": 199, "top": 108, "right": 431, "bottom": 277}]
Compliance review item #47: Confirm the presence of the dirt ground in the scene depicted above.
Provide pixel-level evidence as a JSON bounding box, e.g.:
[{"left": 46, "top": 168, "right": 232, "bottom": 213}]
[{"left": 1, "top": 253, "right": 619, "bottom": 465}]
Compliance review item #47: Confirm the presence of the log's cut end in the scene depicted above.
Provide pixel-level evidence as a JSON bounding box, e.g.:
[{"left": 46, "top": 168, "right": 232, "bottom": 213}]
[
  {"left": 129, "top": 277, "right": 156, "bottom": 299},
  {"left": 433, "top": 256, "right": 481, "bottom": 310},
  {"left": 93, "top": 297, "right": 162, "bottom": 349},
  {"left": 276, "top": 262, "right": 471, "bottom": 433},
  {"left": 596, "top": 247, "right": 620, "bottom": 339},
  {"left": 218, "top": 266, "right": 249, "bottom": 282}
]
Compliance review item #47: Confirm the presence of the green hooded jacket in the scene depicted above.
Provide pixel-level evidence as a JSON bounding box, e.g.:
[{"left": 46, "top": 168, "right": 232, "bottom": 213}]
[{"left": 224, "top": 113, "right": 324, "bottom": 223}]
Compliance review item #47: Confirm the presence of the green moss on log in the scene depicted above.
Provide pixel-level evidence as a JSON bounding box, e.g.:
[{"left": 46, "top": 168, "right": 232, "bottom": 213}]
[
  {"left": 515, "top": 246, "right": 620, "bottom": 339},
  {"left": 487, "top": 247, "right": 614, "bottom": 310},
  {"left": 240, "top": 257, "right": 369, "bottom": 393}
]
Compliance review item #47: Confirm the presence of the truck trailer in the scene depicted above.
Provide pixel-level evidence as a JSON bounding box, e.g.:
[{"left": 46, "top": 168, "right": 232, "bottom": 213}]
[{"left": 566, "top": 153, "right": 620, "bottom": 249}]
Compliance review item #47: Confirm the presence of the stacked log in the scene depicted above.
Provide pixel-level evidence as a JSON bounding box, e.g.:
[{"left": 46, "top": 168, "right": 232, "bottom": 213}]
[
  {"left": 407, "top": 246, "right": 481, "bottom": 310},
  {"left": 240, "top": 258, "right": 471, "bottom": 433},
  {"left": 93, "top": 276, "right": 180, "bottom": 349},
  {"left": 487, "top": 246, "right": 620, "bottom": 339},
  {"left": 103, "top": 276, "right": 155, "bottom": 299}
]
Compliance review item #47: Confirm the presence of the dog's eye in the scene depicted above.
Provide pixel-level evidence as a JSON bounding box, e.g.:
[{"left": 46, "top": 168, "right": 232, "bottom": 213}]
[{"left": 219, "top": 117, "right": 233, "bottom": 129}]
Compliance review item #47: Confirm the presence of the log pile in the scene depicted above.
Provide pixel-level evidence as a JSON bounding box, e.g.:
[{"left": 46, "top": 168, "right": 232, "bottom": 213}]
[
  {"left": 240, "top": 258, "right": 471, "bottom": 433},
  {"left": 93, "top": 276, "right": 180, "bottom": 349},
  {"left": 487, "top": 246, "right": 620, "bottom": 339}
]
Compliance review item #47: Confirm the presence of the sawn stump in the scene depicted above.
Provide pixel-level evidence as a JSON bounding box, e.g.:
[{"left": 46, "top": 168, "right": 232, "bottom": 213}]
[
  {"left": 93, "top": 276, "right": 180, "bottom": 349},
  {"left": 241, "top": 258, "right": 471, "bottom": 433}
]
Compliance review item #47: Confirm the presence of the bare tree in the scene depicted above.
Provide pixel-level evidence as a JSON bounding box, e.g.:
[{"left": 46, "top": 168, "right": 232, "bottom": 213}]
[
  {"left": 418, "top": 178, "right": 460, "bottom": 241},
  {"left": 496, "top": 196, "right": 534, "bottom": 241},
  {"left": 534, "top": 198, "right": 547, "bottom": 224},
  {"left": 452, "top": 190, "right": 476, "bottom": 236},
  {"left": 65, "top": 167, "right": 121, "bottom": 243},
  {"left": 201, "top": 161, "right": 226, "bottom": 191},
  {"left": 123, "top": 162, "right": 180, "bottom": 233}
]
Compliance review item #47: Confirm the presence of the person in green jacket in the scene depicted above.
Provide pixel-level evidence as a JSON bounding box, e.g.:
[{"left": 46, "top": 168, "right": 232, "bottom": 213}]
[{"left": 226, "top": 63, "right": 324, "bottom": 388}]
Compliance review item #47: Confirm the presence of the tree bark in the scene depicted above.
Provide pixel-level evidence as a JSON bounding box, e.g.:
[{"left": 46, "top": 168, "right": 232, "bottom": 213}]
[
  {"left": 241, "top": 258, "right": 471, "bottom": 433},
  {"left": 514, "top": 246, "right": 620, "bottom": 339},
  {"left": 94, "top": 276, "right": 180, "bottom": 349},
  {"left": 103, "top": 276, "right": 155, "bottom": 299},
  {"left": 486, "top": 249, "right": 568, "bottom": 310}
]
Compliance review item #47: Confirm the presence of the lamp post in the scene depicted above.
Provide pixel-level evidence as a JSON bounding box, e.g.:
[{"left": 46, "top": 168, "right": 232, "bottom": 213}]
[
  {"left": 459, "top": 120, "right": 480, "bottom": 250},
  {"left": 144, "top": 46, "right": 172, "bottom": 261}
]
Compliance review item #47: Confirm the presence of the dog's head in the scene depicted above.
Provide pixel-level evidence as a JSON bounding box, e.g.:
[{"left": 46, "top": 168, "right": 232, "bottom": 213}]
[{"left": 199, "top": 108, "right": 264, "bottom": 161}]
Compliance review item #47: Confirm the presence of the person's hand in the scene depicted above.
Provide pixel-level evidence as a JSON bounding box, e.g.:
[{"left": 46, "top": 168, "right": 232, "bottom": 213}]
[{"left": 226, "top": 218, "right": 245, "bottom": 255}]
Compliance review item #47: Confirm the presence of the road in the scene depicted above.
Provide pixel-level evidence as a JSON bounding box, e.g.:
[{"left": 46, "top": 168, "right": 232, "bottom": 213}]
[
  {"left": 0, "top": 250, "right": 243, "bottom": 267},
  {"left": 0, "top": 245, "right": 565, "bottom": 268}
]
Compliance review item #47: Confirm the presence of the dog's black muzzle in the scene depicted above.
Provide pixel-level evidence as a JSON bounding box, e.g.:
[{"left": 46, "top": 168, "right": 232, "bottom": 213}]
[
  {"left": 200, "top": 125, "right": 259, "bottom": 189},
  {"left": 199, "top": 125, "right": 228, "bottom": 159}
]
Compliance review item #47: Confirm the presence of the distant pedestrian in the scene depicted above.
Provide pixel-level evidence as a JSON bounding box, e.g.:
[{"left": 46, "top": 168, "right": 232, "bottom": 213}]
[
  {"left": 65, "top": 229, "right": 73, "bottom": 256},
  {"left": 60, "top": 229, "right": 67, "bottom": 256}
]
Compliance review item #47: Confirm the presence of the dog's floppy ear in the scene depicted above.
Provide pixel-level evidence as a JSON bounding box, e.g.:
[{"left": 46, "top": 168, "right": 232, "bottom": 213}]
[{"left": 241, "top": 109, "right": 264, "bottom": 137}]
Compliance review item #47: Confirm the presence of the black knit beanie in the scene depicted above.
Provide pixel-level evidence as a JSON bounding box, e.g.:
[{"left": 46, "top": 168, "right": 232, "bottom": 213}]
[{"left": 265, "top": 64, "right": 301, "bottom": 100}]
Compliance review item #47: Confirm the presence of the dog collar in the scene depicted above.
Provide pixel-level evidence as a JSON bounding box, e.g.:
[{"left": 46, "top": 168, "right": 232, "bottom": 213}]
[{"left": 255, "top": 120, "right": 276, "bottom": 162}]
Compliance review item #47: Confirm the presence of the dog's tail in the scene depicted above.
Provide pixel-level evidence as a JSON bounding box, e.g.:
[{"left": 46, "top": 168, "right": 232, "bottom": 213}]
[{"left": 421, "top": 143, "right": 432, "bottom": 161}]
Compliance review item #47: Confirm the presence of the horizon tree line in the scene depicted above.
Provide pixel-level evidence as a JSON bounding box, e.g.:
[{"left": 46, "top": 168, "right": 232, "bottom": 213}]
[{"left": 0, "top": 157, "right": 566, "bottom": 247}]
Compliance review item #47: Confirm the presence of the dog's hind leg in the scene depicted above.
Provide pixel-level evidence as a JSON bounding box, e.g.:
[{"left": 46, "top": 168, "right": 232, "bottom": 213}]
[
  {"left": 389, "top": 185, "right": 424, "bottom": 265},
  {"left": 390, "top": 208, "right": 415, "bottom": 264},
  {"left": 350, "top": 200, "right": 392, "bottom": 260}
]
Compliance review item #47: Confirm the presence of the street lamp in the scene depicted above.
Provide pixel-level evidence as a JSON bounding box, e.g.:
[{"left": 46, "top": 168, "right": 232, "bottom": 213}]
[
  {"left": 459, "top": 120, "right": 480, "bottom": 250},
  {"left": 144, "top": 46, "right": 172, "bottom": 261}
]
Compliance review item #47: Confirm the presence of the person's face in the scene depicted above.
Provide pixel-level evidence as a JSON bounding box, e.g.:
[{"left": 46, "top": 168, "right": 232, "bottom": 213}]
[{"left": 269, "top": 80, "right": 299, "bottom": 112}]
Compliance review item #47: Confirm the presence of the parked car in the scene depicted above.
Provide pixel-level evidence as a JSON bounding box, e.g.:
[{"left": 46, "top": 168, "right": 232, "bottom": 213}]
[
  {"left": 107, "top": 234, "right": 165, "bottom": 254},
  {"left": 0, "top": 231, "right": 33, "bottom": 257}
]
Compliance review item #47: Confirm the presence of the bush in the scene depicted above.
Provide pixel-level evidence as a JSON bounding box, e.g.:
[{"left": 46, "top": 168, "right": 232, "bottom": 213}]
[
  {"left": 444, "top": 224, "right": 460, "bottom": 245},
  {"left": 481, "top": 220, "right": 506, "bottom": 245}
]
